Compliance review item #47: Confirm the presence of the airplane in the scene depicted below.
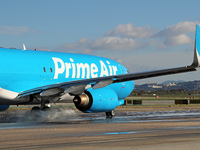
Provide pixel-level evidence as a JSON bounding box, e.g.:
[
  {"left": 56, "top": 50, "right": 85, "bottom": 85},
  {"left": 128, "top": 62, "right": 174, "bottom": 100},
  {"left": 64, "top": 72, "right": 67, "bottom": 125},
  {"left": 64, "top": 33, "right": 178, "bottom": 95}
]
[{"left": 0, "top": 25, "right": 199, "bottom": 118}]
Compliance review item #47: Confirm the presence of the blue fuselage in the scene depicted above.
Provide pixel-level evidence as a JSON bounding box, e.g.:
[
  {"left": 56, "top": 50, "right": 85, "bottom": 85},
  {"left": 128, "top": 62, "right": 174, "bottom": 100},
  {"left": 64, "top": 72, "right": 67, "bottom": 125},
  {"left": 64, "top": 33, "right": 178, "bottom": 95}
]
[{"left": 0, "top": 48, "right": 134, "bottom": 102}]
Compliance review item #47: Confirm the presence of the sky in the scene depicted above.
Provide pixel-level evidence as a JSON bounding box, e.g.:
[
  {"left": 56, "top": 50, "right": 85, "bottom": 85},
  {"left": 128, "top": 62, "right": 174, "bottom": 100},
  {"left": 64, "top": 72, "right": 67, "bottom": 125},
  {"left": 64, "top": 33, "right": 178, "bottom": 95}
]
[{"left": 0, "top": 0, "right": 200, "bottom": 84}]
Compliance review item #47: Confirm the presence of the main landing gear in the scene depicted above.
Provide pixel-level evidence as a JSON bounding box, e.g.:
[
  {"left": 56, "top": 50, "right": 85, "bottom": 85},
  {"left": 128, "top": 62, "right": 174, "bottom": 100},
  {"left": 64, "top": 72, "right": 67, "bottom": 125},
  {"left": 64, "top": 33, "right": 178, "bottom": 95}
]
[
  {"left": 31, "top": 100, "right": 51, "bottom": 112},
  {"left": 30, "top": 102, "right": 51, "bottom": 119},
  {"left": 106, "top": 110, "right": 115, "bottom": 118}
]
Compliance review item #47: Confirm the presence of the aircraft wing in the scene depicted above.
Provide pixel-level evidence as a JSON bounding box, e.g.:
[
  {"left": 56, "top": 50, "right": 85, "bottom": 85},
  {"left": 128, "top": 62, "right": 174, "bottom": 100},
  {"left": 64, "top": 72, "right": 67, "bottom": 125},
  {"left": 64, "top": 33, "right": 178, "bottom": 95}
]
[
  {"left": 113, "top": 65, "right": 197, "bottom": 83},
  {"left": 17, "top": 25, "right": 200, "bottom": 98},
  {"left": 18, "top": 65, "right": 197, "bottom": 98}
]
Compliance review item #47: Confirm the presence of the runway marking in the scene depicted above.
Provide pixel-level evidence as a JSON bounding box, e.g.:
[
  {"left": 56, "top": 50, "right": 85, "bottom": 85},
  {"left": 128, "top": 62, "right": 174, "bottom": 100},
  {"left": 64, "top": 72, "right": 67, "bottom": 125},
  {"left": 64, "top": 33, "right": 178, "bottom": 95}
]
[
  {"left": 94, "top": 126, "right": 200, "bottom": 137},
  {"left": 0, "top": 122, "right": 43, "bottom": 129},
  {"left": 96, "top": 131, "right": 147, "bottom": 135}
]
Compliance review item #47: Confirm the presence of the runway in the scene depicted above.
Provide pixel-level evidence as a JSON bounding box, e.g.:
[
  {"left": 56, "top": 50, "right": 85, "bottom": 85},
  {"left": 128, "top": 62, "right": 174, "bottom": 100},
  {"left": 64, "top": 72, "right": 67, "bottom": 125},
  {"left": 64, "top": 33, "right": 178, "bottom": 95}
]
[{"left": 1, "top": 106, "right": 200, "bottom": 149}]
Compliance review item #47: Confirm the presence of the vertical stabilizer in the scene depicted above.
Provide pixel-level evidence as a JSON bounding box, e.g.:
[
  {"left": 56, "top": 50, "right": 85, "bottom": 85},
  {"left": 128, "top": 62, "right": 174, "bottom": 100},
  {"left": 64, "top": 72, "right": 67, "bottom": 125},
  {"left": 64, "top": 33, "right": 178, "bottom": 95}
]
[{"left": 192, "top": 25, "right": 200, "bottom": 67}]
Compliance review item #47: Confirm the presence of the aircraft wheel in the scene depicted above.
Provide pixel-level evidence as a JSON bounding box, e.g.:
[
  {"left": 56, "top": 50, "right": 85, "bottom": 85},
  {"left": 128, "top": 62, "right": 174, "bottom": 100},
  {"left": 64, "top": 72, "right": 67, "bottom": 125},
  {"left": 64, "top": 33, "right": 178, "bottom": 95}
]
[
  {"left": 31, "top": 106, "right": 40, "bottom": 112},
  {"left": 30, "top": 106, "right": 41, "bottom": 119},
  {"left": 106, "top": 110, "right": 115, "bottom": 118}
]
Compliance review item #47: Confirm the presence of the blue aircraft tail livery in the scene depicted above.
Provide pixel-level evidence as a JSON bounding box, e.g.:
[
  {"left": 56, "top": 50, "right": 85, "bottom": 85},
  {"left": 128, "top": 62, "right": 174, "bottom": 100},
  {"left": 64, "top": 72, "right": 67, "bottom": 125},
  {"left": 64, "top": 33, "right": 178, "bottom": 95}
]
[{"left": 0, "top": 25, "right": 200, "bottom": 117}]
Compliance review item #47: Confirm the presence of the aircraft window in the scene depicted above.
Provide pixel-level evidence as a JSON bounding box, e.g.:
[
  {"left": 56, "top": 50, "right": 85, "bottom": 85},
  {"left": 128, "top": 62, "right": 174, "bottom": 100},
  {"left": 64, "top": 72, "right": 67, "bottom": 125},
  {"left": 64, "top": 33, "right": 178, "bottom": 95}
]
[
  {"left": 50, "top": 68, "right": 53, "bottom": 72},
  {"left": 43, "top": 67, "right": 46, "bottom": 72}
]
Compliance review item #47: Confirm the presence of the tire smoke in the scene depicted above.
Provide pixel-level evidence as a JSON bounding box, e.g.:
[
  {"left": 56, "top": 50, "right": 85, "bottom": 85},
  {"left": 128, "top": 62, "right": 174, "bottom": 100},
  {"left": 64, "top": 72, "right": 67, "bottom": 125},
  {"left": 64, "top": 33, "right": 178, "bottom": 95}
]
[{"left": 19, "top": 107, "right": 79, "bottom": 122}]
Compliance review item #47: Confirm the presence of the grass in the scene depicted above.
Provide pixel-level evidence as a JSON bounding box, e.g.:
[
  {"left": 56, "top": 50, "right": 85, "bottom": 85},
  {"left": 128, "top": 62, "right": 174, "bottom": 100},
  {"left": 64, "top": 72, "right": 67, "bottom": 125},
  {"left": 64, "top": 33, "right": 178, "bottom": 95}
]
[{"left": 126, "top": 94, "right": 200, "bottom": 101}]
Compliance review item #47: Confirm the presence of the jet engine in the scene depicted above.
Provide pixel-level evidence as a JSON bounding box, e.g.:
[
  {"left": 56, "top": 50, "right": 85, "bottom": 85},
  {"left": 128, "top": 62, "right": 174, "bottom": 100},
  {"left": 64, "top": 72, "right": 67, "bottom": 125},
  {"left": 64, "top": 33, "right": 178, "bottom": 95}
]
[{"left": 73, "top": 87, "right": 118, "bottom": 113}]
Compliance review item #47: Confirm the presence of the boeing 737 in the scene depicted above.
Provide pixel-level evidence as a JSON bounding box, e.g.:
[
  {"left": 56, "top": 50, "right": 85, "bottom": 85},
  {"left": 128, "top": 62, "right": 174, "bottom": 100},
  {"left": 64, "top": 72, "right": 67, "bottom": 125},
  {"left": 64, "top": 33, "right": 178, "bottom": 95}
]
[{"left": 0, "top": 25, "right": 200, "bottom": 118}]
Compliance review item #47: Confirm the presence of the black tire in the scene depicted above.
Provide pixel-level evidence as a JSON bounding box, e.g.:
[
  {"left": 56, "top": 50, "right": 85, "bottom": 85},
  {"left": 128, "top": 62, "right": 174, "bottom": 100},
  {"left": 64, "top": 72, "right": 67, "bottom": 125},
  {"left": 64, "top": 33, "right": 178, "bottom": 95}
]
[
  {"left": 106, "top": 110, "right": 115, "bottom": 118},
  {"left": 30, "top": 106, "right": 41, "bottom": 119},
  {"left": 31, "top": 106, "right": 40, "bottom": 112}
]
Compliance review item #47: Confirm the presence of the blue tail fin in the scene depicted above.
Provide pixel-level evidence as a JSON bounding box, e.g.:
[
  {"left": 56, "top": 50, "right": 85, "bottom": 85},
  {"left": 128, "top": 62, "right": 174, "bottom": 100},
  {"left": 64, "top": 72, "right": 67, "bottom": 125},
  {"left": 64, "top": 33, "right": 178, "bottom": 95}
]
[{"left": 192, "top": 25, "right": 200, "bottom": 67}]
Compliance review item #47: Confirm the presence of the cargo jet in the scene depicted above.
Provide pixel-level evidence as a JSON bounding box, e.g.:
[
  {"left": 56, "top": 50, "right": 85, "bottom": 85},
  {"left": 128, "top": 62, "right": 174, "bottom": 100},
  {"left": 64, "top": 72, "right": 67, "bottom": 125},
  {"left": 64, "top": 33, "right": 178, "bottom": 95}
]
[{"left": 0, "top": 25, "right": 200, "bottom": 118}]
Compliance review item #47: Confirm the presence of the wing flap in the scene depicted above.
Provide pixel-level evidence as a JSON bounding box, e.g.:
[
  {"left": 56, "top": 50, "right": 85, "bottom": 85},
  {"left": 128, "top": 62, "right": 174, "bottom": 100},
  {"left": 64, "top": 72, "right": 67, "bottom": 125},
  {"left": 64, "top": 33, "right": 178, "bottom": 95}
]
[
  {"left": 64, "top": 84, "right": 86, "bottom": 95},
  {"left": 93, "top": 79, "right": 113, "bottom": 89},
  {"left": 40, "top": 88, "right": 63, "bottom": 97}
]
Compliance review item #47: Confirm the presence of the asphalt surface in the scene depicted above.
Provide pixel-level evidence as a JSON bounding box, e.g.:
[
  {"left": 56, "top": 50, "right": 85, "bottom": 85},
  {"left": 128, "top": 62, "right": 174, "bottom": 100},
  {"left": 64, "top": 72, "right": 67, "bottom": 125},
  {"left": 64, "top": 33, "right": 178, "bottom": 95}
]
[{"left": 1, "top": 106, "right": 200, "bottom": 149}]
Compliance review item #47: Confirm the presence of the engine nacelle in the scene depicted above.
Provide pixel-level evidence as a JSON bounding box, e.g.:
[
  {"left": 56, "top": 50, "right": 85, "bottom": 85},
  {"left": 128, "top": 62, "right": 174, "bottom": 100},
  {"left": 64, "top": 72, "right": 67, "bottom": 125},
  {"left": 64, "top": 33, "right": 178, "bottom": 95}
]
[
  {"left": 0, "top": 105, "right": 10, "bottom": 111},
  {"left": 73, "top": 87, "right": 118, "bottom": 113}
]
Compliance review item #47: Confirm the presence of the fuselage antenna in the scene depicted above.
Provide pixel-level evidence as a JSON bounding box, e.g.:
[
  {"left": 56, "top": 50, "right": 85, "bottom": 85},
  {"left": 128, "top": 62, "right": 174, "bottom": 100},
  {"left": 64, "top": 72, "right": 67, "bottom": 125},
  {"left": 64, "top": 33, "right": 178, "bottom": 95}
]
[{"left": 23, "top": 43, "right": 26, "bottom": 50}]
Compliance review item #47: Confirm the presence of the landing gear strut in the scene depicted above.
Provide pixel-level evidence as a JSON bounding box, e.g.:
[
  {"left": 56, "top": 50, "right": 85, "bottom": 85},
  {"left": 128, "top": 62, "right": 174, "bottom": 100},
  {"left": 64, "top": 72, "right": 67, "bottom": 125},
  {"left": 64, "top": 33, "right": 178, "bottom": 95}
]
[
  {"left": 31, "top": 100, "right": 51, "bottom": 112},
  {"left": 106, "top": 110, "right": 115, "bottom": 118},
  {"left": 40, "top": 101, "right": 51, "bottom": 111}
]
